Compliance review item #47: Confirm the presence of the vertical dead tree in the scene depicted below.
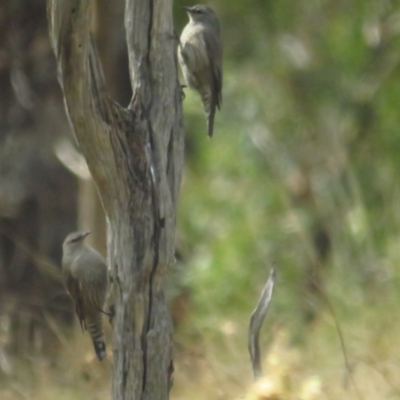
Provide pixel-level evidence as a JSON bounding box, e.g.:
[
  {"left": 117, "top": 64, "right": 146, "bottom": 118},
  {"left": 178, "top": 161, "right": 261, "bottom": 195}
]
[{"left": 47, "top": 0, "right": 184, "bottom": 398}]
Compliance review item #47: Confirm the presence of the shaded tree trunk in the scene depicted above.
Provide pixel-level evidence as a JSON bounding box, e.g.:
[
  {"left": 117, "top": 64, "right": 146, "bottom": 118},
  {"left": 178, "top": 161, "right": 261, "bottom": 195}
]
[
  {"left": 48, "top": 0, "right": 184, "bottom": 398},
  {"left": 0, "top": 0, "right": 77, "bottom": 359}
]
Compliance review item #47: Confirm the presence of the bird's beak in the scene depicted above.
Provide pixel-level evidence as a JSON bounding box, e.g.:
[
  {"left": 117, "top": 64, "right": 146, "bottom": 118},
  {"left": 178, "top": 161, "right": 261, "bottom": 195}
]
[
  {"left": 82, "top": 231, "right": 91, "bottom": 239},
  {"left": 182, "top": 6, "right": 192, "bottom": 13}
]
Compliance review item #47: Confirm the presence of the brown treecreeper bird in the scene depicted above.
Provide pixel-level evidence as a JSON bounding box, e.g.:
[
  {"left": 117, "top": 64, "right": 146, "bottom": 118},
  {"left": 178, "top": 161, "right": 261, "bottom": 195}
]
[
  {"left": 62, "top": 231, "right": 108, "bottom": 361},
  {"left": 179, "top": 4, "right": 223, "bottom": 137}
]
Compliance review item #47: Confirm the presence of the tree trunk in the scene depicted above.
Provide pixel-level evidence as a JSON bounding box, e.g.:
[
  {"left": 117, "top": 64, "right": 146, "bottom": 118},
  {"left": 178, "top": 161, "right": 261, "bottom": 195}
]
[{"left": 47, "top": 0, "right": 184, "bottom": 398}]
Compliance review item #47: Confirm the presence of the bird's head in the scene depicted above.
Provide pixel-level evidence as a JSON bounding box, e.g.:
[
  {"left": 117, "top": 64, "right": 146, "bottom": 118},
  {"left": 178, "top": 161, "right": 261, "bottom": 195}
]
[
  {"left": 184, "top": 5, "right": 219, "bottom": 26},
  {"left": 63, "top": 231, "right": 91, "bottom": 252}
]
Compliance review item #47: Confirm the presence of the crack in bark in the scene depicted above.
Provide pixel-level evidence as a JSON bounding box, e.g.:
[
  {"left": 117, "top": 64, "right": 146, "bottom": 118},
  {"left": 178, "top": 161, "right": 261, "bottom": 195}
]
[
  {"left": 147, "top": 0, "right": 154, "bottom": 76},
  {"left": 88, "top": 42, "right": 109, "bottom": 125},
  {"left": 122, "top": 356, "right": 128, "bottom": 399},
  {"left": 141, "top": 130, "right": 162, "bottom": 399}
]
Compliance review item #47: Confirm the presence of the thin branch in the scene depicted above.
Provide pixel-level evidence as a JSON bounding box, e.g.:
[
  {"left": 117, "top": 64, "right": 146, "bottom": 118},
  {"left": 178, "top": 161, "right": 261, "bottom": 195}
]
[
  {"left": 302, "top": 271, "right": 364, "bottom": 400},
  {"left": 248, "top": 266, "right": 276, "bottom": 379},
  {"left": 42, "top": 311, "right": 70, "bottom": 347},
  {"left": 0, "top": 226, "right": 63, "bottom": 282},
  {"left": 319, "top": 289, "right": 364, "bottom": 400}
]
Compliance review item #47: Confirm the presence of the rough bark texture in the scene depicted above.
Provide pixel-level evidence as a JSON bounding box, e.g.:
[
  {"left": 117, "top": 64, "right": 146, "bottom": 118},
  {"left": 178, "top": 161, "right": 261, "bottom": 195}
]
[{"left": 47, "top": 0, "right": 184, "bottom": 398}]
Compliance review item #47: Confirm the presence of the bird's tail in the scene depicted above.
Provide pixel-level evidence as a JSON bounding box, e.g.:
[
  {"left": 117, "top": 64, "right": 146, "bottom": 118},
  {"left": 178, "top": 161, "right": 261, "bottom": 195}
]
[
  {"left": 92, "top": 339, "right": 107, "bottom": 361},
  {"left": 207, "top": 104, "right": 216, "bottom": 138},
  {"left": 87, "top": 319, "right": 107, "bottom": 361},
  {"left": 202, "top": 89, "right": 216, "bottom": 138}
]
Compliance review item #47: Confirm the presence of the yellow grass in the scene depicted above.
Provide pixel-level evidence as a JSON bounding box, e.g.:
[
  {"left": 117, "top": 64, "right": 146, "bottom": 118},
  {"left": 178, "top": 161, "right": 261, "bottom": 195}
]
[{"left": 1, "top": 299, "right": 399, "bottom": 400}]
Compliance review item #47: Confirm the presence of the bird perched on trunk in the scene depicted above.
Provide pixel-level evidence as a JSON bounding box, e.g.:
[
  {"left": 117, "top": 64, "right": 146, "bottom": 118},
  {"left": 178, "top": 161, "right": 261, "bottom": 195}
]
[
  {"left": 178, "top": 5, "right": 223, "bottom": 137},
  {"left": 62, "top": 231, "right": 108, "bottom": 361}
]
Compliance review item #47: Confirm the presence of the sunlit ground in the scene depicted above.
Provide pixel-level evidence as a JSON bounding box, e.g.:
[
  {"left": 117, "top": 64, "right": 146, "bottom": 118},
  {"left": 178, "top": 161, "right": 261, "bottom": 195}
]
[
  {"left": 1, "top": 287, "right": 399, "bottom": 400},
  {"left": 171, "top": 294, "right": 400, "bottom": 400}
]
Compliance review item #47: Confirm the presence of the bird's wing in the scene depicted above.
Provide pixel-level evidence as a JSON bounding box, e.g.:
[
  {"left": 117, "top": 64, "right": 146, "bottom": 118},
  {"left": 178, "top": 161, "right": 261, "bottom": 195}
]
[
  {"left": 203, "top": 28, "right": 222, "bottom": 109},
  {"left": 65, "top": 272, "right": 86, "bottom": 331},
  {"left": 74, "top": 248, "right": 108, "bottom": 310},
  {"left": 179, "top": 24, "right": 208, "bottom": 71}
]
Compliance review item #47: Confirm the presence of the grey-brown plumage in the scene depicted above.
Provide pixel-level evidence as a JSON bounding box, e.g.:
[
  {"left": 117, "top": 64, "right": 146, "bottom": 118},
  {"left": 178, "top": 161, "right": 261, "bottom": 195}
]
[
  {"left": 179, "top": 5, "right": 223, "bottom": 137},
  {"left": 62, "top": 231, "right": 108, "bottom": 361}
]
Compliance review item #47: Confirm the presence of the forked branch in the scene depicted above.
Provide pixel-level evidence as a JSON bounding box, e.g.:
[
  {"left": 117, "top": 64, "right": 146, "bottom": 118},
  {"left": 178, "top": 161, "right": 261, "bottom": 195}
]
[{"left": 47, "top": 0, "right": 183, "bottom": 398}]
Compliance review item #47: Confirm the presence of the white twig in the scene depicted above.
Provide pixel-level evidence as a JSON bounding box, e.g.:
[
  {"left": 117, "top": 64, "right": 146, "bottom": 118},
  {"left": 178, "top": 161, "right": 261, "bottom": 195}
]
[{"left": 248, "top": 266, "right": 276, "bottom": 379}]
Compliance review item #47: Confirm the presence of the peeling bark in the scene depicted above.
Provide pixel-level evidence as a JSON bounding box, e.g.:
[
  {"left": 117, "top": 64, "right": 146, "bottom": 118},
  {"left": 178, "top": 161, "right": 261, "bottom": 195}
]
[{"left": 47, "top": 0, "right": 184, "bottom": 398}]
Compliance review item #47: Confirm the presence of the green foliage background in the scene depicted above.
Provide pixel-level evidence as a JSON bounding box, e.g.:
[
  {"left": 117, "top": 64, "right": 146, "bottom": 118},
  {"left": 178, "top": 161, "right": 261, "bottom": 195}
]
[
  {"left": 3, "top": 1, "right": 400, "bottom": 399},
  {"left": 172, "top": 0, "right": 400, "bottom": 340}
]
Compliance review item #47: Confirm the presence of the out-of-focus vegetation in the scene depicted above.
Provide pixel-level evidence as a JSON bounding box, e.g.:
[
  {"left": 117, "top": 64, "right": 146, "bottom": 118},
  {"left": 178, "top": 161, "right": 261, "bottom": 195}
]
[
  {"left": 172, "top": 0, "right": 400, "bottom": 398},
  {"left": 2, "top": 0, "right": 400, "bottom": 399},
  {"left": 177, "top": 0, "right": 400, "bottom": 321}
]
